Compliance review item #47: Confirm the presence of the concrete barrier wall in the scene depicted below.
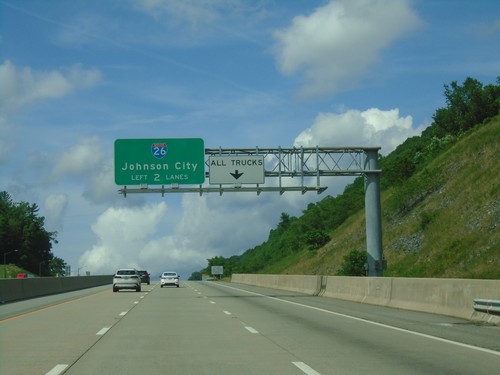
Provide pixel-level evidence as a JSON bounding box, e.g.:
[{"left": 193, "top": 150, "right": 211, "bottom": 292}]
[
  {"left": 0, "top": 275, "right": 112, "bottom": 303},
  {"left": 231, "top": 274, "right": 320, "bottom": 294},
  {"left": 231, "top": 274, "right": 500, "bottom": 324}
]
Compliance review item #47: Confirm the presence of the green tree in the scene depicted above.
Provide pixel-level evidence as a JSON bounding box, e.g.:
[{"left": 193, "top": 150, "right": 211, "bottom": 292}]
[
  {"left": 432, "top": 77, "right": 500, "bottom": 136},
  {"left": 49, "top": 256, "right": 67, "bottom": 276},
  {"left": 205, "top": 255, "right": 231, "bottom": 277},
  {"left": 277, "top": 212, "right": 292, "bottom": 231},
  {"left": 0, "top": 191, "right": 59, "bottom": 276},
  {"left": 337, "top": 250, "right": 367, "bottom": 276},
  {"left": 305, "top": 230, "right": 330, "bottom": 250},
  {"left": 189, "top": 271, "right": 202, "bottom": 281}
]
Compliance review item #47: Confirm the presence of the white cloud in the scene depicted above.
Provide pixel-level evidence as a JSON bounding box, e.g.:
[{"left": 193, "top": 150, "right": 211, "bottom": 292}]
[
  {"left": 0, "top": 60, "right": 102, "bottom": 113},
  {"left": 51, "top": 136, "right": 105, "bottom": 179},
  {"left": 79, "top": 202, "right": 168, "bottom": 274},
  {"left": 294, "top": 107, "right": 422, "bottom": 155},
  {"left": 78, "top": 190, "right": 308, "bottom": 277},
  {"left": 134, "top": 0, "right": 269, "bottom": 47},
  {"left": 83, "top": 159, "right": 122, "bottom": 205},
  {"left": 272, "top": 0, "right": 421, "bottom": 97},
  {"left": 175, "top": 194, "right": 275, "bottom": 254},
  {"left": 44, "top": 193, "right": 69, "bottom": 231},
  {"left": 47, "top": 137, "right": 119, "bottom": 205},
  {"left": 0, "top": 61, "right": 103, "bottom": 166},
  {"left": 0, "top": 116, "right": 11, "bottom": 164},
  {"left": 137, "top": 0, "right": 220, "bottom": 26}
]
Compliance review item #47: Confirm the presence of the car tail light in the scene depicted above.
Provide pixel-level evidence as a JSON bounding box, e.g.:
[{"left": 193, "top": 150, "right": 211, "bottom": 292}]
[{"left": 114, "top": 275, "right": 121, "bottom": 279}]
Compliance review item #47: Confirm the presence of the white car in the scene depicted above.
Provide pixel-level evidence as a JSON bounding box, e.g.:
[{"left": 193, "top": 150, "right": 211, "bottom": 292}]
[
  {"left": 113, "top": 269, "right": 141, "bottom": 292},
  {"left": 160, "top": 272, "right": 180, "bottom": 288}
]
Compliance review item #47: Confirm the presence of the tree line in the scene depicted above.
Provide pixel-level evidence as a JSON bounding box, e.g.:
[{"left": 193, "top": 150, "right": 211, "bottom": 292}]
[
  {"left": 191, "top": 76, "right": 499, "bottom": 280},
  {"left": 0, "top": 191, "right": 66, "bottom": 277}
]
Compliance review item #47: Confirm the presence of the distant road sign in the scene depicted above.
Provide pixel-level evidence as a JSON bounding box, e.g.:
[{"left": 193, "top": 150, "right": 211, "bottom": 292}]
[
  {"left": 114, "top": 138, "right": 205, "bottom": 185},
  {"left": 209, "top": 156, "right": 264, "bottom": 184},
  {"left": 211, "top": 266, "right": 223, "bottom": 275}
]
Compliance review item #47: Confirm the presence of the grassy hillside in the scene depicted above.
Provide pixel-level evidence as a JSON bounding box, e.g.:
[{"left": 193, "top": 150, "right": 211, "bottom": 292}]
[
  {"left": 0, "top": 264, "right": 32, "bottom": 278},
  {"left": 268, "top": 116, "right": 499, "bottom": 278},
  {"left": 197, "top": 78, "right": 499, "bottom": 281}
]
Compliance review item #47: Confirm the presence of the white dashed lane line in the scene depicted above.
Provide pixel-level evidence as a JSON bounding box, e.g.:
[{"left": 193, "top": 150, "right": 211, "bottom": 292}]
[
  {"left": 45, "top": 364, "right": 68, "bottom": 375},
  {"left": 293, "top": 361, "right": 322, "bottom": 375},
  {"left": 96, "top": 327, "right": 111, "bottom": 336},
  {"left": 244, "top": 326, "right": 259, "bottom": 334},
  {"left": 195, "top": 285, "right": 323, "bottom": 374}
]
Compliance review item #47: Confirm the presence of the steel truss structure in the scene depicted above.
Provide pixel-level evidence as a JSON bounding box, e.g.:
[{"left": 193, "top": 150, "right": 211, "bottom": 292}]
[
  {"left": 118, "top": 146, "right": 384, "bottom": 276},
  {"left": 118, "top": 146, "right": 381, "bottom": 196}
]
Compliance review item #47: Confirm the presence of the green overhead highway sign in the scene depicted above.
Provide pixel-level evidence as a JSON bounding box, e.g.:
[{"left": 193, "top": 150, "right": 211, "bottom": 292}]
[{"left": 114, "top": 138, "right": 205, "bottom": 185}]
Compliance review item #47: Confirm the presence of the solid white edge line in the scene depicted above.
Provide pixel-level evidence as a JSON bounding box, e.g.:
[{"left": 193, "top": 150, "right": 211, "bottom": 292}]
[
  {"left": 293, "top": 361, "right": 322, "bottom": 375},
  {"left": 216, "top": 283, "right": 500, "bottom": 357},
  {"left": 45, "top": 364, "right": 68, "bottom": 375}
]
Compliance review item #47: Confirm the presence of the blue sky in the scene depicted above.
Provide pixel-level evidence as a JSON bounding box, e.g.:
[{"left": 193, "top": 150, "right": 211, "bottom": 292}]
[{"left": 1, "top": 0, "right": 498, "bottom": 278}]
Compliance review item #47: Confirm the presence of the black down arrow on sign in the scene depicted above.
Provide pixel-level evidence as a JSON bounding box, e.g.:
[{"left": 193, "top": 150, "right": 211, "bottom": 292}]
[{"left": 230, "top": 170, "right": 244, "bottom": 180}]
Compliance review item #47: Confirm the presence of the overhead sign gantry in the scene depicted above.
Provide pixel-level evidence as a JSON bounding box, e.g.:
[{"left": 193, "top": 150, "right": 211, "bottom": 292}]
[{"left": 114, "top": 138, "right": 383, "bottom": 276}]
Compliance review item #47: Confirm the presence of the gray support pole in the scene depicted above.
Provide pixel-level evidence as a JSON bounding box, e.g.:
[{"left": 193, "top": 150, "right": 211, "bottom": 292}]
[{"left": 364, "top": 149, "right": 383, "bottom": 276}]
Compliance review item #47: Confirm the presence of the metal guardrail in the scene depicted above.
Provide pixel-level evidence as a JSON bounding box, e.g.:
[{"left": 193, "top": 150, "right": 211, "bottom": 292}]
[{"left": 473, "top": 299, "right": 500, "bottom": 315}]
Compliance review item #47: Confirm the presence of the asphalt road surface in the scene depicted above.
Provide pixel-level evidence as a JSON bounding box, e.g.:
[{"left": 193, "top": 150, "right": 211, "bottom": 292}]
[{"left": 1, "top": 281, "right": 499, "bottom": 375}]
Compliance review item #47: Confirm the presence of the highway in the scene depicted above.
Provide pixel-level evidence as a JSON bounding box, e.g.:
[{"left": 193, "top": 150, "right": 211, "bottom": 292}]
[{"left": 1, "top": 280, "right": 499, "bottom": 375}]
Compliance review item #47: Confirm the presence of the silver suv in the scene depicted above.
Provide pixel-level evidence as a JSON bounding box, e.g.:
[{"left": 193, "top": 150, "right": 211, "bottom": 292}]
[{"left": 113, "top": 269, "right": 141, "bottom": 292}]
